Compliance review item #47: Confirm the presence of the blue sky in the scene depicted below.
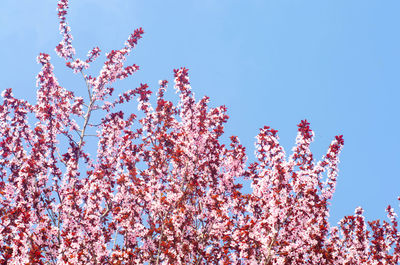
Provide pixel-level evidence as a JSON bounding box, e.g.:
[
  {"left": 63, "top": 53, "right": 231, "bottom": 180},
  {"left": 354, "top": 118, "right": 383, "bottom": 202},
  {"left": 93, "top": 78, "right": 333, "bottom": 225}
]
[{"left": 1, "top": 0, "right": 399, "bottom": 225}]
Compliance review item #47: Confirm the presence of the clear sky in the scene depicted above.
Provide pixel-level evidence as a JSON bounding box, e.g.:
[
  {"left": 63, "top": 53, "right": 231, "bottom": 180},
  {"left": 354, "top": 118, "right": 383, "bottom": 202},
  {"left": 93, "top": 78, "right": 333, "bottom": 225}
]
[{"left": 1, "top": 0, "right": 399, "bottom": 225}]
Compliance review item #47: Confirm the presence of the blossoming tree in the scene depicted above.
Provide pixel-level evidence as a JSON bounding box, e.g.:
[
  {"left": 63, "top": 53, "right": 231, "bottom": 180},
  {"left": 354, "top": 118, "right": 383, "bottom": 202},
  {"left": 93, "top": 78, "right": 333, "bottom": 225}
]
[{"left": 0, "top": 1, "right": 399, "bottom": 264}]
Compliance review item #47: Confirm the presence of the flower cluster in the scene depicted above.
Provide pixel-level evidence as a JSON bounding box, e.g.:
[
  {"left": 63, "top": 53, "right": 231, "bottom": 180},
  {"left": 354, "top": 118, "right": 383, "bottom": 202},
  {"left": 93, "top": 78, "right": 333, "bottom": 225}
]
[{"left": 55, "top": 0, "right": 75, "bottom": 60}]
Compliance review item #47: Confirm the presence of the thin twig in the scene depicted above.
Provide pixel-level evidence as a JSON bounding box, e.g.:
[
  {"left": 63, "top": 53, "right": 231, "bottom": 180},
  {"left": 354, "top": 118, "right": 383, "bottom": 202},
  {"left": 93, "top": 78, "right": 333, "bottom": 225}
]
[
  {"left": 84, "top": 134, "right": 98, "bottom": 137},
  {"left": 155, "top": 218, "right": 166, "bottom": 265},
  {"left": 112, "top": 228, "right": 119, "bottom": 250}
]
